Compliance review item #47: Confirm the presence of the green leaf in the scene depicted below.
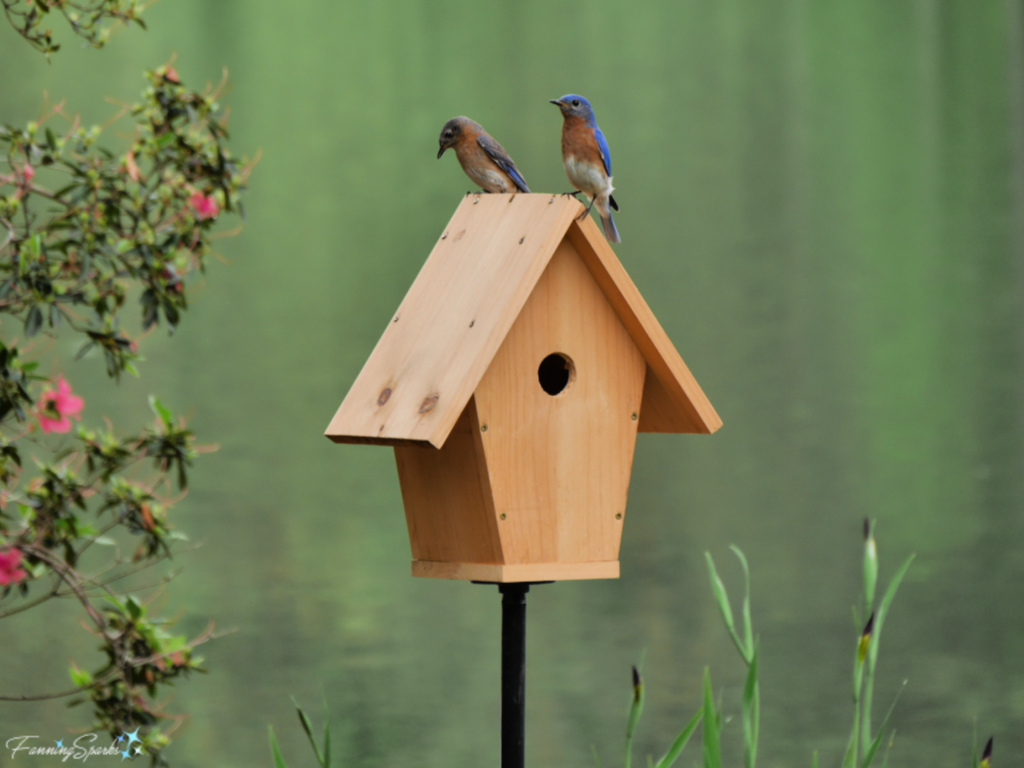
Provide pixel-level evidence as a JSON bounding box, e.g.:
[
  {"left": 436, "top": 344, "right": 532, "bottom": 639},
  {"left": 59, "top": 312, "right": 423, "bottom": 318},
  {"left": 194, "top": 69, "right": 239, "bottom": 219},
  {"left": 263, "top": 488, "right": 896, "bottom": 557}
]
[
  {"left": 702, "top": 668, "right": 722, "bottom": 768},
  {"left": 68, "top": 663, "right": 92, "bottom": 688},
  {"left": 149, "top": 395, "right": 173, "bottom": 428},
  {"left": 705, "top": 552, "right": 748, "bottom": 663},
  {"left": 863, "top": 519, "right": 878, "bottom": 617},
  {"left": 625, "top": 666, "right": 645, "bottom": 768},
  {"left": 730, "top": 545, "right": 754, "bottom": 658},
  {"left": 654, "top": 706, "right": 702, "bottom": 768},
  {"left": 291, "top": 698, "right": 324, "bottom": 765},
  {"left": 863, "top": 555, "right": 914, "bottom": 753},
  {"left": 268, "top": 726, "right": 288, "bottom": 768},
  {"left": 859, "top": 681, "right": 905, "bottom": 768},
  {"left": 25, "top": 306, "right": 44, "bottom": 338},
  {"left": 125, "top": 595, "right": 144, "bottom": 620},
  {"left": 742, "top": 640, "right": 760, "bottom": 768}
]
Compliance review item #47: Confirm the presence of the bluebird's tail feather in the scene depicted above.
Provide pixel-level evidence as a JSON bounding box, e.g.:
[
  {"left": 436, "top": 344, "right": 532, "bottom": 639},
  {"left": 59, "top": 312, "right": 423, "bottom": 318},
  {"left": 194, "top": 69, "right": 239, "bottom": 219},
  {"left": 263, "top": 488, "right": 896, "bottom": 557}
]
[{"left": 601, "top": 212, "right": 621, "bottom": 244}]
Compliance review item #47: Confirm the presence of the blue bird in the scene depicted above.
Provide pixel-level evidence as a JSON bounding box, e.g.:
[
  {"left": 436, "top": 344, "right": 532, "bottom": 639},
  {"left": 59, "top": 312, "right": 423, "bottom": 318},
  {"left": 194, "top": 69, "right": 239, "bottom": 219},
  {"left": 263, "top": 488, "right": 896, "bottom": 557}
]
[{"left": 550, "top": 94, "right": 620, "bottom": 243}]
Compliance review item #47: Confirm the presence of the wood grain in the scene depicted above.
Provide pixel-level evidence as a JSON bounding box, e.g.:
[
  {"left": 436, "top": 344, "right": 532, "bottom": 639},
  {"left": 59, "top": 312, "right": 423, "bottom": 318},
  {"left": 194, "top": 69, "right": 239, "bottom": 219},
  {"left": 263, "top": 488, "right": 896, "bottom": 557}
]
[
  {"left": 393, "top": 397, "right": 501, "bottom": 563},
  {"left": 565, "top": 217, "right": 723, "bottom": 435},
  {"left": 411, "top": 560, "right": 620, "bottom": 582},
  {"left": 326, "top": 194, "right": 584, "bottom": 448},
  {"left": 473, "top": 238, "right": 646, "bottom": 565}
]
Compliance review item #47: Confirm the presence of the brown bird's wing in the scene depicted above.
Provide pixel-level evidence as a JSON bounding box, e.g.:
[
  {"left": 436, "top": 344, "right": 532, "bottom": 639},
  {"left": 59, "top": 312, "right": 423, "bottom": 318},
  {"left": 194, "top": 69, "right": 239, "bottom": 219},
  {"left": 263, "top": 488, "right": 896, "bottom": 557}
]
[{"left": 476, "top": 134, "right": 530, "bottom": 193}]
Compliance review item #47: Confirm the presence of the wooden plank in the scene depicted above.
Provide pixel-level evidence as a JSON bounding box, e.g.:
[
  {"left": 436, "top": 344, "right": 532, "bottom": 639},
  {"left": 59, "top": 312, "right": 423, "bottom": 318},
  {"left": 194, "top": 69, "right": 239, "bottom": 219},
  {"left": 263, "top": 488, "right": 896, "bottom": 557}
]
[
  {"left": 393, "top": 398, "right": 502, "bottom": 563},
  {"left": 565, "top": 218, "right": 723, "bottom": 435},
  {"left": 412, "top": 560, "right": 620, "bottom": 582},
  {"left": 473, "top": 238, "right": 646, "bottom": 566},
  {"left": 326, "top": 194, "right": 584, "bottom": 448}
]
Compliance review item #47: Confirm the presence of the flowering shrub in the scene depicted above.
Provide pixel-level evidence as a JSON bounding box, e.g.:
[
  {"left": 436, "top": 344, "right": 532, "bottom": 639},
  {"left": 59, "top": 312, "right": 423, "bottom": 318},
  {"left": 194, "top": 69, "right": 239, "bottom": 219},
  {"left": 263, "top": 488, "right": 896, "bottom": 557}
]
[
  {"left": 1, "top": 0, "right": 147, "bottom": 55},
  {"left": 0, "top": 10, "right": 250, "bottom": 764}
]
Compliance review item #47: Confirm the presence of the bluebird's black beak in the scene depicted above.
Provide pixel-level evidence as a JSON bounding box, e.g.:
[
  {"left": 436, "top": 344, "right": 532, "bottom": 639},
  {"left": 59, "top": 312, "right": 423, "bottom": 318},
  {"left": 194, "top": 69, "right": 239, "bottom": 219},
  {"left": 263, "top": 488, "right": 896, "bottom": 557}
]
[{"left": 549, "top": 99, "right": 564, "bottom": 108}]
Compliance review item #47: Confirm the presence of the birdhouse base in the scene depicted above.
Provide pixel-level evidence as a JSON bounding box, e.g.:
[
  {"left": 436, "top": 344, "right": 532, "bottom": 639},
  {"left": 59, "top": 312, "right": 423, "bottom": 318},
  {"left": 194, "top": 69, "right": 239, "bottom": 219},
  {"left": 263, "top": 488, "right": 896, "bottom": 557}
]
[{"left": 411, "top": 560, "right": 620, "bottom": 583}]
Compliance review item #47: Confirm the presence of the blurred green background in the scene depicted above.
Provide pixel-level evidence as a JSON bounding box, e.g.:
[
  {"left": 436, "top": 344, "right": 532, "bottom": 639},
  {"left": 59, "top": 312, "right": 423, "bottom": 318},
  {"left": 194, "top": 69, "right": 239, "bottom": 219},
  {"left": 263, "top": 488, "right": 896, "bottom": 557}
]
[{"left": 2, "top": 1, "right": 1024, "bottom": 765}]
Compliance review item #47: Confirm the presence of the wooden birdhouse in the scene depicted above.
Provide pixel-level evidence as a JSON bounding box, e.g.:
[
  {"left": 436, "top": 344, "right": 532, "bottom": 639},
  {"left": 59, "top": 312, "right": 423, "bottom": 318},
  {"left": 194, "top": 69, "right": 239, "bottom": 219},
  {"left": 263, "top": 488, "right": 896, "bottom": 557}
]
[{"left": 325, "top": 194, "right": 721, "bottom": 583}]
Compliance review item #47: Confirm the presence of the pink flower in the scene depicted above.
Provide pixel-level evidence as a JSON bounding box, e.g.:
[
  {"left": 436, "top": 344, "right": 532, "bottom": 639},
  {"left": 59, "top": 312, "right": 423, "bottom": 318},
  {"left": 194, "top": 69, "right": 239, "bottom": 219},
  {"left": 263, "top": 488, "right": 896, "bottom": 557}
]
[
  {"left": 22, "top": 164, "right": 35, "bottom": 183},
  {"left": 36, "top": 377, "right": 85, "bottom": 434},
  {"left": 189, "top": 193, "right": 219, "bottom": 221},
  {"left": 0, "top": 548, "right": 27, "bottom": 586}
]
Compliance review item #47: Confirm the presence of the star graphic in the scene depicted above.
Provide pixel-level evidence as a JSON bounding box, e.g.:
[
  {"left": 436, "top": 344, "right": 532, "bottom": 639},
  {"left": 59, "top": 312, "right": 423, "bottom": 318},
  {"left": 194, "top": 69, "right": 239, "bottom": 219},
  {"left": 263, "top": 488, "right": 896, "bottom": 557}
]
[
  {"left": 125, "top": 729, "right": 142, "bottom": 747},
  {"left": 116, "top": 734, "right": 126, "bottom": 744},
  {"left": 120, "top": 747, "right": 133, "bottom": 761},
  {"left": 54, "top": 740, "right": 64, "bottom": 748},
  {"left": 134, "top": 747, "right": 145, "bottom": 756}
]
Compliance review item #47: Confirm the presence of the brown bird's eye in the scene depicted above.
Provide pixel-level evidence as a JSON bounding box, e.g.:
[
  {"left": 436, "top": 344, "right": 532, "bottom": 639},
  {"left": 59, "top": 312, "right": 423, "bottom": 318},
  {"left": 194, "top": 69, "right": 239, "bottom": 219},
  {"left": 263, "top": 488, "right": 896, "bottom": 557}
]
[{"left": 445, "top": 131, "right": 453, "bottom": 138}]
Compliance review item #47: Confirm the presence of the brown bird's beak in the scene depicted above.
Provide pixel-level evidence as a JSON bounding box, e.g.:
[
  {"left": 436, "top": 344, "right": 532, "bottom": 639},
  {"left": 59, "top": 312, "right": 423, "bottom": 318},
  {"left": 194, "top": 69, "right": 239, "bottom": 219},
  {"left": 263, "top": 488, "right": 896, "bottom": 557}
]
[{"left": 437, "top": 145, "right": 448, "bottom": 159}]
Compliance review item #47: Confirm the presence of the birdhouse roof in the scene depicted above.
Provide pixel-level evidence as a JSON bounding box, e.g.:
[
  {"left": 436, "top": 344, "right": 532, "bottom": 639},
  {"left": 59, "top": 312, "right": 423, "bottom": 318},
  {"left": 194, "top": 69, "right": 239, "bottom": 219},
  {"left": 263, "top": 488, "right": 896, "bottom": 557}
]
[{"left": 325, "top": 194, "right": 721, "bottom": 448}]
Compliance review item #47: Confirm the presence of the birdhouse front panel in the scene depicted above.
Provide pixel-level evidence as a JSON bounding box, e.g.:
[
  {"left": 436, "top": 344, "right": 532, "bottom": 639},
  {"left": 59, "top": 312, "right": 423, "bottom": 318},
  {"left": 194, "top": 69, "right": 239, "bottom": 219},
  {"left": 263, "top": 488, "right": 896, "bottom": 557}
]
[{"left": 473, "top": 237, "right": 645, "bottom": 569}]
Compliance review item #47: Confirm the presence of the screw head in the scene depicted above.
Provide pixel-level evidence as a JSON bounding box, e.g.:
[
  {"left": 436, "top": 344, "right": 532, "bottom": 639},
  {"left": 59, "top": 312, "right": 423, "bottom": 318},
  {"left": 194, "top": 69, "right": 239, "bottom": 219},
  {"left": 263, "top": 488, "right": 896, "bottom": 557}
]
[
  {"left": 500, "top": 513, "right": 507, "bottom": 520},
  {"left": 631, "top": 412, "right": 638, "bottom": 421},
  {"left": 615, "top": 512, "right": 623, "bottom": 520},
  {"left": 481, "top": 424, "right": 488, "bottom": 432}
]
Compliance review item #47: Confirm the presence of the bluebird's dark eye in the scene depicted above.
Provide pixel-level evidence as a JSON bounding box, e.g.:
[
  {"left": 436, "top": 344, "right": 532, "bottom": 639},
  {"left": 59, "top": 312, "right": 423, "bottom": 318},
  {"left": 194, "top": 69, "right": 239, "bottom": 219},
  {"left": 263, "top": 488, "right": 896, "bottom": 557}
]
[{"left": 572, "top": 99, "right": 580, "bottom": 107}]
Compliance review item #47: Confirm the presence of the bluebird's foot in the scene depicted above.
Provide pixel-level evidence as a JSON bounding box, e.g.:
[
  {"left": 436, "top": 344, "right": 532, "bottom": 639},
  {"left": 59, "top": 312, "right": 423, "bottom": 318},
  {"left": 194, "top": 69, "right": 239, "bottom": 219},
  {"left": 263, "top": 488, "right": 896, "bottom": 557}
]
[
  {"left": 561, "top": 191, "right": 582, "bottom": 199},
  {"left": 576, "top": 195, "right": 597, "bottom": 221}
]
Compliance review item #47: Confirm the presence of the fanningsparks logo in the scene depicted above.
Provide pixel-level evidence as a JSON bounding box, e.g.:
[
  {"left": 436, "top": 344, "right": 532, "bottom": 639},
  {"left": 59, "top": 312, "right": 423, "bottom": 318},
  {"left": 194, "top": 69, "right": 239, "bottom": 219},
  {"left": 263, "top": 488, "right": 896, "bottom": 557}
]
[{"left": 5, "top": 730, "right": 146, "bottom": 761}]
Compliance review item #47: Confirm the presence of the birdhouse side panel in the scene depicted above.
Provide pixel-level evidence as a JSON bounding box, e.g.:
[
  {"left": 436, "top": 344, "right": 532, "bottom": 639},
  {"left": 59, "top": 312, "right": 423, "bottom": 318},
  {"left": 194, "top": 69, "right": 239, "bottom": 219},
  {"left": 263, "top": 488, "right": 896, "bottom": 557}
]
[
  {"left": 474, "top": 237, "right": 646, "bottom": 567},
  {"left": 393, "top": 398, "right": 503, "bottom": 564},
  {"left": 565, "top": 219, "right": 723, "bottom": 435}
]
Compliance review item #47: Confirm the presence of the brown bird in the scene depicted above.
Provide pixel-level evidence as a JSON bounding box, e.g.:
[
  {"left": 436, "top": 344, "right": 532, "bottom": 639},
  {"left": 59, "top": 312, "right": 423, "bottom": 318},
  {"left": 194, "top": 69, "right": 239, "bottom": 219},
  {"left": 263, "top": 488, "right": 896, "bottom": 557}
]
[{"left": 437, "top": 117, "right": 530, "bottom": 194}]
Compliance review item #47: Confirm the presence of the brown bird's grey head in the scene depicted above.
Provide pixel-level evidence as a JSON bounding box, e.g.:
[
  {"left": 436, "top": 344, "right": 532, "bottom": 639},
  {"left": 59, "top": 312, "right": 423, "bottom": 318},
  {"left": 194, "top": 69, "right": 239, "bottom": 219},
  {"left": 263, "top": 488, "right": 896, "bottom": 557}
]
[{"left": 437, "top": 117, "right": 474, "bottom": 159}]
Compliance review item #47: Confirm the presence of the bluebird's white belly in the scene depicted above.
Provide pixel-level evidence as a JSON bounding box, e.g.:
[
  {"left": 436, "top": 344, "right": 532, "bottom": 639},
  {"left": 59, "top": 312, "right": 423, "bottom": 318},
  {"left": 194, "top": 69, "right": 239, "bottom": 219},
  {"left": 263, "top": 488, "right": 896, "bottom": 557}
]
[{"left": 564, "top": 156, "right": 613, "bottom": 198}]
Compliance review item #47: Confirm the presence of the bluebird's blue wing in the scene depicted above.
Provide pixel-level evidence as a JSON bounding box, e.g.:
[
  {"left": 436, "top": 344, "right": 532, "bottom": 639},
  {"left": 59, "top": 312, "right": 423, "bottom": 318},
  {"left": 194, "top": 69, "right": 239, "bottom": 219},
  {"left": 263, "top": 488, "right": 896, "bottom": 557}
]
[
  {"left": 593, "top": 125, "right": 612, "bottom": 177},
  {"left": 477, "top": 135, "right": 530, "bottom": 193}
]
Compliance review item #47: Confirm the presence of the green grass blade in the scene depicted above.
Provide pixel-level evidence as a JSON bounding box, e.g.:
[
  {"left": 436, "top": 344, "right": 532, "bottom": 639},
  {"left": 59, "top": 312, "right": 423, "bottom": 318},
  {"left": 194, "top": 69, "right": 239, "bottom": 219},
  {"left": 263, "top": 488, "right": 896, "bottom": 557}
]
[
  {"left": 291, "top": 698, "right": 325, "bottom": 765},
  {"left": 842, "top": 704, "right": 860, "bottom": 768},
  {"left": 971, "top": 722, "right": 979, "bottom": 768},
  {"left": 647, "top": 756, "right": 655, "bottom": 768},
  {"left": 654, "top": 707, "right": 702, "bottom": 768},
  {"left": 863, "top": 554, "right": 914, "bottom": 754},
  {"left": 863, "top": 519, "right": 878, "bottom": 617},
  {"left": 268, "top": 726, "right": 289, "bottom": 768},
  {"left": 811, "top": 751, "right": 819, "bottom": 768},
  {"left": 702, "top": 668, "right": 722, "bottom": 768},
  {"left": 730, "top": 546, "right": 754, "bottom": 659},
  {"left": 742, "top": 640, "right": 760, "bottom": 768},
  {"left": 859, "top": 681, "right": 905, "bottom": 768},
  {"left": 705, "top": 552, "right": 749, "bottom": 664},
  {"left": 625, "top": 666, "right": 645, "bottom": 768},
  {"left": 590, "top": 744, "right": 603, "bottom": 768},
  {"left": 880, "top": 730, "right": 894, "bottom": 768}
]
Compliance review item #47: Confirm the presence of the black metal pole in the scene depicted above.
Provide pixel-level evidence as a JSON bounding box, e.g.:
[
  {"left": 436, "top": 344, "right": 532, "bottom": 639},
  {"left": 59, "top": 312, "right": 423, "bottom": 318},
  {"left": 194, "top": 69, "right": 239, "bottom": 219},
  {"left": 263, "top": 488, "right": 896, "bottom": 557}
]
[{"left": 499, "top": 583, "right": 529, "bottom": 768}]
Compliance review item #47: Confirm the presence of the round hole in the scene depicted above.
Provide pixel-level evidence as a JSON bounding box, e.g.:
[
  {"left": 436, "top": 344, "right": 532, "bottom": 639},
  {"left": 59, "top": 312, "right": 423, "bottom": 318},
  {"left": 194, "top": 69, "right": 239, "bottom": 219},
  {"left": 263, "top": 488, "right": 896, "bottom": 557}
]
[{"left": 538, "top": 353, "right": 575, "bottom": 396}]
